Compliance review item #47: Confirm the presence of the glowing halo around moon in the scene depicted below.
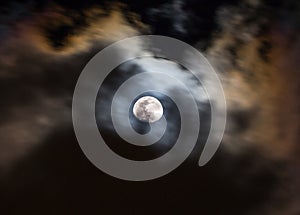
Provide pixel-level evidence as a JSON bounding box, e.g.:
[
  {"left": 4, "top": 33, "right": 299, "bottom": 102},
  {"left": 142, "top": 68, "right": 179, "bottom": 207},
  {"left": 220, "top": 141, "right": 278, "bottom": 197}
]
[
  {"left": 133, "top": 96, "right": 163, "bottom": 123},
  {"left": 72, "top": 35, "right": 226, "bottom": 181}
]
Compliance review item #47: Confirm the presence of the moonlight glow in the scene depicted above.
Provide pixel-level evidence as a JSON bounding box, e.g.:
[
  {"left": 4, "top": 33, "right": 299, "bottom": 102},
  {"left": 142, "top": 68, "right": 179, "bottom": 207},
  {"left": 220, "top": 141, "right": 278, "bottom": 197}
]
[{"left": 133, "top": 96, "right": 163, "bottom": 123}]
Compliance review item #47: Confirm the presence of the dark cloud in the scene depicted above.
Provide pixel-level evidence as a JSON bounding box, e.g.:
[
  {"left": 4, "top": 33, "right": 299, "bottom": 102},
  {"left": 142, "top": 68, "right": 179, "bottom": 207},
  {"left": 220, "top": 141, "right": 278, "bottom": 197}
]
[{"left": 0, "top": 0, "right": 299, "bottom": 214}]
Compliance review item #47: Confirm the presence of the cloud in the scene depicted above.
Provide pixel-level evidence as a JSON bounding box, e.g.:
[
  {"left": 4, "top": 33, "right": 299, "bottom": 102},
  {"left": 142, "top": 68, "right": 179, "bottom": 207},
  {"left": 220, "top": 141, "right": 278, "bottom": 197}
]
[
  {"left": 205, "top": 0, "right": 300, "bottom": 213},
  {"left": 0, "top": 3, "right": 145, "bottom": 170},
  {"left": 0, "top": 1, "right": 299, "bottom": 214}
]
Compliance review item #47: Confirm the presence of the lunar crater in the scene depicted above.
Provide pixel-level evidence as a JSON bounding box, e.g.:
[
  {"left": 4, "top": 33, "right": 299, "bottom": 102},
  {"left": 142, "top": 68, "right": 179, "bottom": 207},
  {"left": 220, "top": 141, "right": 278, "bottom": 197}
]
[{"left": 133, "top": 96, "right": 163, "bottom": 123}]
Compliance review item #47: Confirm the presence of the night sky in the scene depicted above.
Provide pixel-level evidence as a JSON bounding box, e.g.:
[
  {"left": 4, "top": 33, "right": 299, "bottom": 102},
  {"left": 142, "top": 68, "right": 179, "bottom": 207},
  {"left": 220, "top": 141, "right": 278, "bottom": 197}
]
[{"left": 0, "top": 0, "right": 299, "bottom": 214}]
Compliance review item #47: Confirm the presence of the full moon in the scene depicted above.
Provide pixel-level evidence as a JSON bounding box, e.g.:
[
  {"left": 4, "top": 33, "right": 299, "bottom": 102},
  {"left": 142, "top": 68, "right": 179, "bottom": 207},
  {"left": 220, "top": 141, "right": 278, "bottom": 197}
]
[{"left": 133, "top": 96, "right": 163, "bottom": 123}]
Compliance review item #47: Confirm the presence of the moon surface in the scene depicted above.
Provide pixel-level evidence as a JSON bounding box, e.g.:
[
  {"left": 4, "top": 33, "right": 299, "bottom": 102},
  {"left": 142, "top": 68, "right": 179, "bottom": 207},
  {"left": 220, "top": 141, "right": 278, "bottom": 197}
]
[{"left": 133, "top": 96, "right": 163, "bottom": 123}]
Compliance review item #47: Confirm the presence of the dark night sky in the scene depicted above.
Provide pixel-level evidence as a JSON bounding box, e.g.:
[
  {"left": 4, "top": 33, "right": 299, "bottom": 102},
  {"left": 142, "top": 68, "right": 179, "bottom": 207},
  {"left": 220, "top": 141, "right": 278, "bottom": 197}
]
[{"left": 0, "top": 0, "right": 299, "bottom": 214}]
